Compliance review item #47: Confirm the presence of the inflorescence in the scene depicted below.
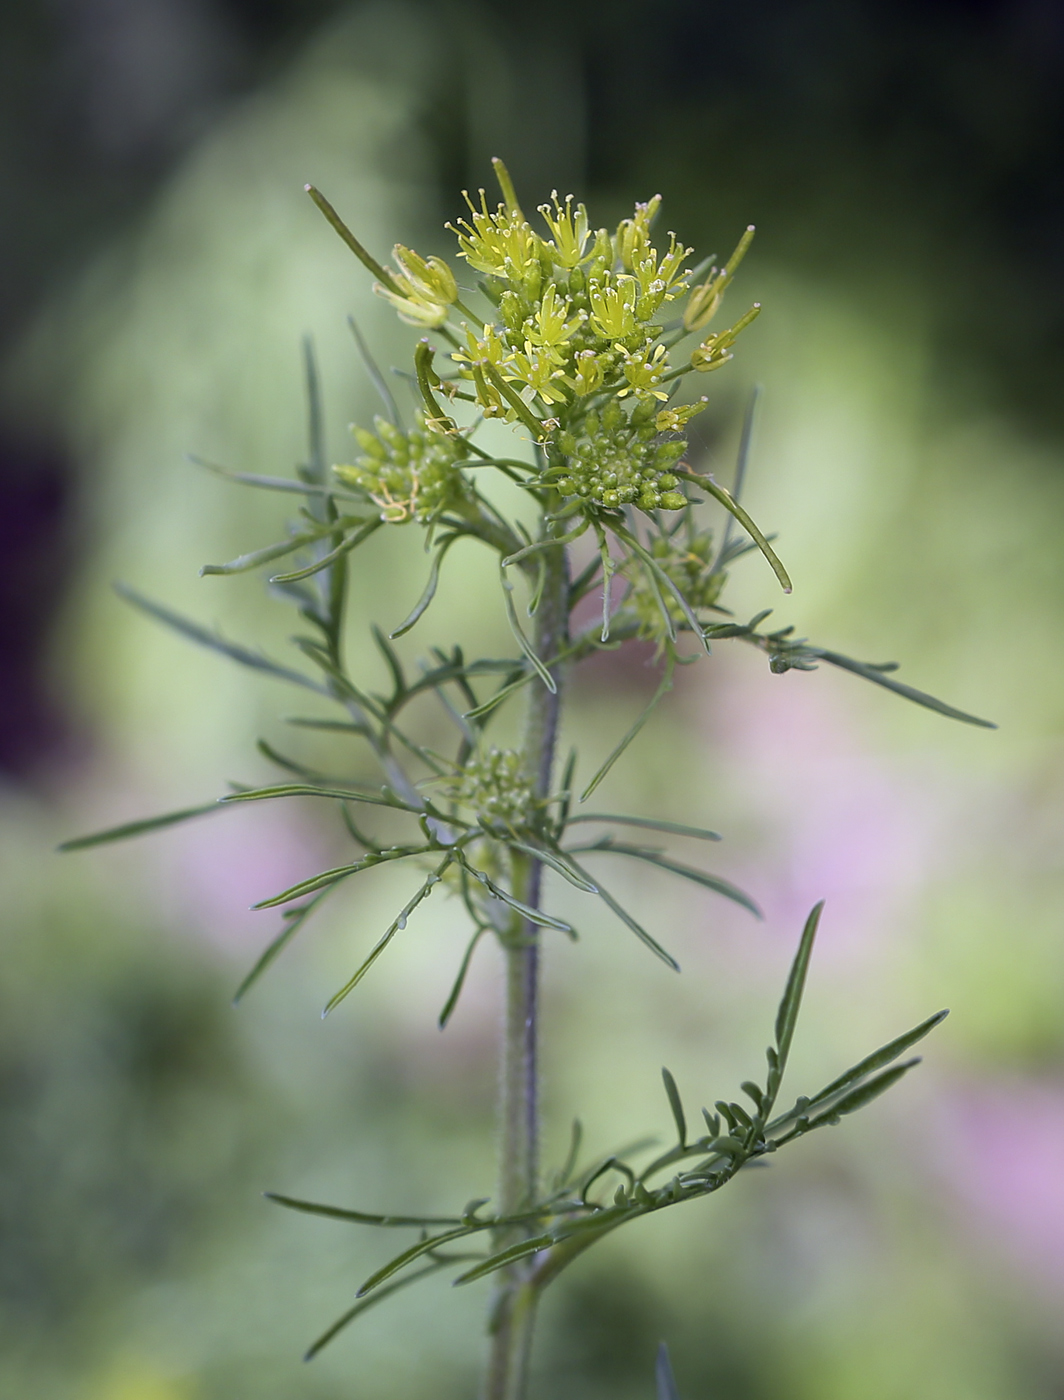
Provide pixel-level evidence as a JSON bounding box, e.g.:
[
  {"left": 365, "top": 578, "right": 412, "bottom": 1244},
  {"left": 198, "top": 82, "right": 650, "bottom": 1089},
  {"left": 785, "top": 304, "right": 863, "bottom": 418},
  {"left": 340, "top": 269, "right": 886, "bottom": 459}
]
[{"left": 340, "top": 169, "right": 760, "bottom": 533}]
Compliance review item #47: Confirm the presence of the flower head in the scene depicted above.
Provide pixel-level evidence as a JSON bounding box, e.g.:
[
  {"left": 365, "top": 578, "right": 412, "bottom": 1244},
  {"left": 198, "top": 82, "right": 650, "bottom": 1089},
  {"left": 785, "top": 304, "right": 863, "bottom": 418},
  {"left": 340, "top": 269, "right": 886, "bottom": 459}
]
[
  {"left": 623, "top": 529, "right": 726, "bottom": 641},
  {"left": 334, "top": 411, "right": 472, "bottom": 523},
  {"left": 448, "top": 747, "right": 535, "bottom": 833}
]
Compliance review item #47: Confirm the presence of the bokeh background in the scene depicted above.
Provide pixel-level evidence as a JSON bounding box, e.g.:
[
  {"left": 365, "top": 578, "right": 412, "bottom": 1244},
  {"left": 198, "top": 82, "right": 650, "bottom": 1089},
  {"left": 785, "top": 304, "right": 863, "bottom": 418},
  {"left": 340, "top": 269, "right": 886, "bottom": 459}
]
[{"left": 2, "top": 2, "right": 1063, "bottom": 1397}]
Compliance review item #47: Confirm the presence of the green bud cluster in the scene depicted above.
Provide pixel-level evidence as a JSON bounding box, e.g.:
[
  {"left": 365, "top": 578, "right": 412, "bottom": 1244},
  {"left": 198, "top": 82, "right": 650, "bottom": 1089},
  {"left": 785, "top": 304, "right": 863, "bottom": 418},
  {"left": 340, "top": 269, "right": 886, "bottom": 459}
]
[
  {"left": 551, "top": 400, "right": 688, "bottom": 511},
  {"left": 454, "top": 747, "right": 534, "bottom": 833},
  {"left": 624, "top": 530, "right": 726, "bottom": 639},
  {"left": 334, "top": 410, "right": 471, "bottom": 523}
]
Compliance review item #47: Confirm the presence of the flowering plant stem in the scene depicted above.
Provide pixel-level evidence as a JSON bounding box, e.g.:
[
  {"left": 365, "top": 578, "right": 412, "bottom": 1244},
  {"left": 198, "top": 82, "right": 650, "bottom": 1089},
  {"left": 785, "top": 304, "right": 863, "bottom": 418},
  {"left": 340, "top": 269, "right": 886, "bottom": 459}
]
[
  {"left": 59, "top": 161, "right": 994, "bottom": 1398},
  {"left": 489, "top": 532, "right": 568, "bottom": 1400}
]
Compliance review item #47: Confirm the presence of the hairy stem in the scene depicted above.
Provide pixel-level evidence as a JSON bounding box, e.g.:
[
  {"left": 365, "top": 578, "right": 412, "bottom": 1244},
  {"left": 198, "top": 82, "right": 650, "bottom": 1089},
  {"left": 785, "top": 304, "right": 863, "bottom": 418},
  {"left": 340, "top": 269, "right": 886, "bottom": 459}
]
[{"left": 483, "top": 532, "right": 570, "bottom": 1400}]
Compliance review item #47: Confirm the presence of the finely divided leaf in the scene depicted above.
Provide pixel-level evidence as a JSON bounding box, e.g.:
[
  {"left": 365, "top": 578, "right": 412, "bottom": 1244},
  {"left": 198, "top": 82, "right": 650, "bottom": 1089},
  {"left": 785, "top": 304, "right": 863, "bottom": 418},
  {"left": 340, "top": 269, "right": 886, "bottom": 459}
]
[
  {"left": 775, "top": 902, "right": 824, "bottom": 1070},
  {"left": 661, "top": 1068, "right": 687, "bottom": 1148},
  {"left": 114, "top": 583, "right": 325, "bottom": 693},
  {"left": 565, "top": 813, "right": 721, "bottom": 841},
  {"left": 265, "top": 1193, "right": 464, "bottom": 1227},
  {"left": 817, "top": 650, "right": 996, "bottom": 729},
  {"left": 59, "top": 800, "right": 221, "bottom": 851},
  {"left": 805, "top": 1009, "right": 947, "bottom": 1114},
  {"left": 567, "top": 841, "right": 760, "bottom": 917}
]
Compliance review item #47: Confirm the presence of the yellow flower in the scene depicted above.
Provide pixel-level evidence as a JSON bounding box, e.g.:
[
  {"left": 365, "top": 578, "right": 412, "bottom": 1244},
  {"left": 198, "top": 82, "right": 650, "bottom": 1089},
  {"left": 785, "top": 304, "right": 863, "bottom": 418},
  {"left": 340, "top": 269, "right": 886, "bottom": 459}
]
[
  {"left": 524, "top": 284, "right": 585, "bottom": 360},
  {"left": 691, "top": 304, "right": 761, "bottom": 371},
  {"left": 655, "top": 398, "right": 708, "bottom": 432},
  {"left": 538, "top": 192, "right": 592, "bottom": 268},
  {"left": 374, "top": 277, "right": 451, "bottom": 328},
  {"left": 508, "top": 342, "right": 571, "bottom": 405},
  {"left": 448, "top": 191, "right": 541, "bottom": 286},
  {"left": 452, "top": 321, "right": 510, "bottom": 374},
  {"left": 372, "top": 244, "right": 459, "bottom": 328},
  {"left": 684, "top": 226, "right": 754, "bottom": 332},
  {"left": 615, "top": 195, "right": 661, "bottom": 270},
  {"left": 568, "top": 349, "right": 606, "bottom": 397},
  {"left": 392, "top": 245, "right": 458, "bottom": 304},
  {"left": 588, "top": 275, "right": 640, "bottom": 339},
  {"left": 618, "top": 344, "right": 670, "bottom": 400}
]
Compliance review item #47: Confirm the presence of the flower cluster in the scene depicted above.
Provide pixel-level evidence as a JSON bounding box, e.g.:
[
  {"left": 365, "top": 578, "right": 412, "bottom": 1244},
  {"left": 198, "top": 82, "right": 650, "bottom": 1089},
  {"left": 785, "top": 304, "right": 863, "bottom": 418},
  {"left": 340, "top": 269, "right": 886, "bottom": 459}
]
[
  {"left": 449, "top": 747, "right": 535, "bottom": 833},
  {"left": 446, "top": 191, "right": 693, "bottom": 426},
  {"left": 334, "top": 411, "right": 472, "bottom": 523},
  {"left": 623, "top": 529, "right": 726, "bottom": 641},
  {"left": 361, "top": 169, "right": 759, "bottom": 520},
  {"left": 548, "top": 400, "right": 688, "bottom": 511}
]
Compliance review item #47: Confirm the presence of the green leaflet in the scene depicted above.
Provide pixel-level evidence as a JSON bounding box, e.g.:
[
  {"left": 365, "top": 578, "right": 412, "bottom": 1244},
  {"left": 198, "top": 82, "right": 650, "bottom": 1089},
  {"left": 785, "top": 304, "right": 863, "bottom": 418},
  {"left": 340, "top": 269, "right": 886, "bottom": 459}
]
[
  {"left": 579, "top": 651, "right": 674, "bottom": 802},
  {"left": 817, "top": 649, "right": 997, "bottom": 728},
  {"left": 563, "top": 855, "right": 680, "bottom": 971},
  {"left": 199, "top": 520, "right": 350, "bottom": 577},
  {"left": 58, "top": 800, "right": 221, "bottom": 851},
  {"left": 775, "top": 902, "right": 824, "bottom": 1077},
  {"left": 438, "top": 925, "right": 489, "bottom": 1028},
  {"left": 114, "top": 583, "right": 326, "bottom": 694},
  {"left": 451, "top": 1233, "right": 556, "bottom": 1286},
  {"left": 661, "top": 1068, "right": 687, "bottom": 1148},
  {"left": 322, "top": 857, "right": 453, "bottom": 1015},
  {"left": 269, "top": 518, "right": 381, "bottom": 584},
  {"left": 564, "top": 813, "right": 721, "bottom": 842},
  {"left": 656, "top": 1344, "right": 682, "bottom": 1400},
  {"left": 566, "top": 838, "right": 761, "bottom": 918},
  {"left": 458, "top": 856, "right": 574, "bottom": 934},
  {"left": 676, "top": 469, "right": 792, "bottom": 593},
  {"left": 348, "top": 314, "right": 401, "bottom": 425},
  {"left": 500, "top": 566, "right": 556, "bottom": 693},
  {"left": 265, "top": 1194, "right": 464, "bottom": 1228},
  {"left": 303, "top": 1257, "right": 472, "bottom": 1361},
  {"left": 390, "top": 534, "right": 460, "bottom": 638},
  {"left": 232, "top": 889, "right": 333, "bottom": 1003}
]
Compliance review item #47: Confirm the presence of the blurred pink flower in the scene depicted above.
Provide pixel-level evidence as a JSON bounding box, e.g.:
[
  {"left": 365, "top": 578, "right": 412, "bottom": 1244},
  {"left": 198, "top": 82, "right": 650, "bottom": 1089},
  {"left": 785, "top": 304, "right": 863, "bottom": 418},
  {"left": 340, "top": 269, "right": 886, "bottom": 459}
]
[{"left": 933, "top": 1077, "right": 1064, "bottom": 1291}]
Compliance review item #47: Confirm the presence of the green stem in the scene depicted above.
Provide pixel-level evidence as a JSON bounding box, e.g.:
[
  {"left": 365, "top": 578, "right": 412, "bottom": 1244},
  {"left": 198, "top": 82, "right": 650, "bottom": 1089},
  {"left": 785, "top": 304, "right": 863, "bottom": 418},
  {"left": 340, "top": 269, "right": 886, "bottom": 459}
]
[{"left": 483, "top": 526, "right": 570, "bottom": 1400}]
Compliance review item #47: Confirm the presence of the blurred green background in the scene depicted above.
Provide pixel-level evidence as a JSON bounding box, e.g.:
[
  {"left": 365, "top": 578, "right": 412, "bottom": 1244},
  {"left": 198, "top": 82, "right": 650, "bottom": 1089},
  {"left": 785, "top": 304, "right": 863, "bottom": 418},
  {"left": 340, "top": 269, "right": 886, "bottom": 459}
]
[{"left": 1, "top": 2, "right": 1062, "bottom": 1397}]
